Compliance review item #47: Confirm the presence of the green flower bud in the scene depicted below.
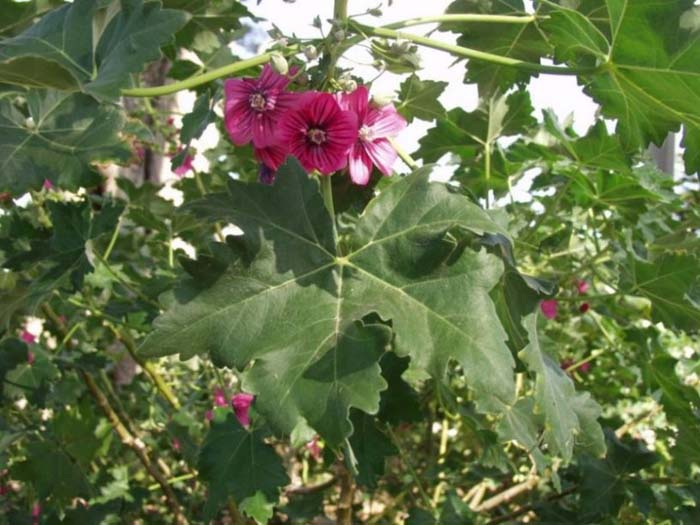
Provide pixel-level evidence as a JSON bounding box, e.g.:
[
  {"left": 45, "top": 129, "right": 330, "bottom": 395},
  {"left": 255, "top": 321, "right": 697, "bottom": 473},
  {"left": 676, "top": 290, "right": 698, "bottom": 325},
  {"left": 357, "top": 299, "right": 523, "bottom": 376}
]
[
  {"left": 303, "top": 45, "right": 318, "bottom": 60},
  {"left": 270, "top": 52, "right": 289, "bottom": 75}
]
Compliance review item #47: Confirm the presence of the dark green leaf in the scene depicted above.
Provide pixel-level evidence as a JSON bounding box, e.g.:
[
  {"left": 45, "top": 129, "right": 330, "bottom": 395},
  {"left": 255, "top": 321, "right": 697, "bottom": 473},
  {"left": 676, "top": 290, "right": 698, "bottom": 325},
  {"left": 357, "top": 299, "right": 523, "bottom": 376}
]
[
  {"left": 198, "top": 413, "right": 289, "bottom": 520},
  {"left": 0, "top": 0, "right": 190, "bottom": 100},
  {"left": 396, "top": 74, "right": 447, "bottom": 123},
  {"left": 348, "top": 412, "right": 397, "bottom": 488}
]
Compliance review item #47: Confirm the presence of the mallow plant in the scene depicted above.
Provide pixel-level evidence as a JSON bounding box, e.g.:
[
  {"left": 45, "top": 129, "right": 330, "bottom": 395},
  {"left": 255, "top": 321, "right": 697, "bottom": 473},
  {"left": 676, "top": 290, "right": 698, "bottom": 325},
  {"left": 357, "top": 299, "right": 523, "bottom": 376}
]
[{"left": 0, "top": 0, "right": 699, "bottom": 524}]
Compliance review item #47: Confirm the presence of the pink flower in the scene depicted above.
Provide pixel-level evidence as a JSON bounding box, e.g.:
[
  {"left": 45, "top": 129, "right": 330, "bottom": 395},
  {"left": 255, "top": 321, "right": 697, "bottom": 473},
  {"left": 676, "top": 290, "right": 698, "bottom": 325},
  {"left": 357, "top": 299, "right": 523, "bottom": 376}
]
[
  {"left": 306, "top": 436, "right": 322, "bottom": 461},
  {"left": 254, "top": 143, "right": 288, "bottom": 172},
  {"left": 337, "top": 86, "right": 407, "bottom": 185},
  {"left": 173, "top": 154, "right": 194, "bottom": 177},
  {"left": 224, "top": 64, "right": 299, "bottom": 148},
  {"left": 172, "top": 438, "right": 181, "bottom": 452},
  {"left": 20, "top": 330, "right": 35, "bottom": 345},
  {"left": 540, "top": 299, "right": 558, "bottom": 320},
  {"left": 42, "top": 179, "right": 54, "bottom": 190},
  {"left": 205, "top": 409, "right": 214, "bottom": 422},
  {"left": 576, "top": 280, "right": 589, "bottom": 294},
  {"left": 31, "top": 503, "right": 41, "bottom": 519},
  {"left": 279, "top": 92, "right": 358, "bottom": 175},
  {"left": 231, "top": 393, "right": 255, "bottom": 428},
  {"left": 579, "top": 362, "right": 591, "bottom": 374},
  {"left": 579, "top": 302, "right": 590, "bottom": 314},
  {"left": 213, "top": 387, "right": 227, "bottom": 408}
]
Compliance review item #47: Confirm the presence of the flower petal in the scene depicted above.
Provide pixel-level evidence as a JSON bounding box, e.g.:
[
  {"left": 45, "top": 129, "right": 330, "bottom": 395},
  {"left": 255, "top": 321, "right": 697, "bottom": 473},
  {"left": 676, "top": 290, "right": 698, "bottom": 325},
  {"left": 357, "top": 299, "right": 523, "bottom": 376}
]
[
  {"left": 338, "top": 85, "right": 369, "bottom": 122},
  {"left": 348, "top": 143, "right": 373, "bottom": 185},
  {"left": 366, "top": 105, "right": 407, "bottom": 138},
  {"left": 365, "top": 137, "right": 398, "bottom": 176}
]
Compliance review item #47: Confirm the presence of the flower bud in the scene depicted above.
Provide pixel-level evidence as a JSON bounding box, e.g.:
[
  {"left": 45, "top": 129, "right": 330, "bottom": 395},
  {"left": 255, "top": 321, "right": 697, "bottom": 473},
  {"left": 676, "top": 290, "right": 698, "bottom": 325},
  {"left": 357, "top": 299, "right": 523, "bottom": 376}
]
[
  {"left": 303, "top": 45, "right": 318, "bottom": 60},
  {"left": 334, "top": 29, "right": 345, "bottom": 42},
  {"left": 270, "top": 52, "right": 288, "bottom": 75},
  {"left": 371, "top": 92, "right": 395, "bottom": 107}
]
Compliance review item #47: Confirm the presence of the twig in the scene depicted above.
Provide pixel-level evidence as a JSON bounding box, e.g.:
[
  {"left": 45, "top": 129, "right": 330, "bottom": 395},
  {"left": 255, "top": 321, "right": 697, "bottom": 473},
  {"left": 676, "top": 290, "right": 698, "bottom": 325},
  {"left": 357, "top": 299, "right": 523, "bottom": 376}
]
[
  {"left": 287, "top": 475, "right": 337, "bottom": 496},
  {"left": 335, "top": 462, "right": 355, "bottom": 525},
  {"left": 475, "top": 476, "right": 540, "bottom": 512},
  {"left": 486, "top": 486, "right": 577, "bottom": 524}
]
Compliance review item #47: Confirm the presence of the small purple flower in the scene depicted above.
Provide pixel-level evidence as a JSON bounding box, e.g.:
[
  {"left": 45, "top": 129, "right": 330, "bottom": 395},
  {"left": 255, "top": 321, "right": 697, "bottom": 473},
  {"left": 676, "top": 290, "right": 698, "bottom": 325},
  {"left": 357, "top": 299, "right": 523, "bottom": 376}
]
[
  {"left": 213, "top": 387, "right": 227, "bottom": 408},
  {"left": 20, "top": 330, "right": 35, "bottom": 345},
  {"left": 576, "top": 280, "right": 589, "bottom": 294},
  {"left": 173, "top": 154, "right": 194, "bottom": 177},
  {"left": 42, "top": 179, "right": 54, "bottom": 190},
  {"left": 540, "top": 299, "right": 558, "bottom": 320},
  {"left": 231, "top": 393, "right": 255, "bottom": 428}
]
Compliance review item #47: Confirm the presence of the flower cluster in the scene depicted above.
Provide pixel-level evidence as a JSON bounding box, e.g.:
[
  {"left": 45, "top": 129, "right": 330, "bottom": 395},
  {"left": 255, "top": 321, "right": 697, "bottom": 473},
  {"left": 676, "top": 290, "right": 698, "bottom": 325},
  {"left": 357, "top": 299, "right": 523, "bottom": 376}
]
[{"left": 224, "top": 65, "right": 406, "bottom": 185}]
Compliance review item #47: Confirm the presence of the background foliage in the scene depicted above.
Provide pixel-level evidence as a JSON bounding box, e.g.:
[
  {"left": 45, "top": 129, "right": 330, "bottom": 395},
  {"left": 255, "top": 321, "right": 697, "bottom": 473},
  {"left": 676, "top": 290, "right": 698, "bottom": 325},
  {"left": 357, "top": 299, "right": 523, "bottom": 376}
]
[{"left": 0, "top": 0, "right": 699, "bottom": 524}]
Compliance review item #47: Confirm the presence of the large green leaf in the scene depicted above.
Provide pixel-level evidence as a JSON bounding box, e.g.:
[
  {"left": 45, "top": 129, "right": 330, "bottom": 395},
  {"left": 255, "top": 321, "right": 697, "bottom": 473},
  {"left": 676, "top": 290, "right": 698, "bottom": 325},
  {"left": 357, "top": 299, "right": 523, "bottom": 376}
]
[
  {"left": 197, "top": 413, "right": 289, "bottom": 520},
  {"left": 0, "top": 90, "right": 129, "bottom": 194},
  {"left": 0, "top": 0, "right": 189, "bottom": 100},
  {"left": 141, "top": 159, "right": 516, "bottom": 445},
  {"left": 543, "top": 0, "right": 700, "bottom": 174}
]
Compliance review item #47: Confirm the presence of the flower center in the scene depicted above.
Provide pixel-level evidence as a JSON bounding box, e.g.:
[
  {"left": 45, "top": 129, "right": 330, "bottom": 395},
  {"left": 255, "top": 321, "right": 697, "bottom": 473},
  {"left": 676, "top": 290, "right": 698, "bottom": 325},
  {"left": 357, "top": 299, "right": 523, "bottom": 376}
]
[
  {"left": 249, "top": 93, "right": 267, "bottom": 111},
  {"left": 359, "top": 125, "right": 374, "bottom": 142},
  {"left": 307, "top": 128, "right": 327, "bottom": 145}
]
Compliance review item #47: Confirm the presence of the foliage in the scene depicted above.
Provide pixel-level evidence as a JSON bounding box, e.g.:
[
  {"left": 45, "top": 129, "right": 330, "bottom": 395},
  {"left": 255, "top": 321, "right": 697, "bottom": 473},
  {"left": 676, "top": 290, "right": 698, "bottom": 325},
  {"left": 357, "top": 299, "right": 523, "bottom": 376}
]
[{"left": 0, "top": 0, "right": 699, "bottom": 524}]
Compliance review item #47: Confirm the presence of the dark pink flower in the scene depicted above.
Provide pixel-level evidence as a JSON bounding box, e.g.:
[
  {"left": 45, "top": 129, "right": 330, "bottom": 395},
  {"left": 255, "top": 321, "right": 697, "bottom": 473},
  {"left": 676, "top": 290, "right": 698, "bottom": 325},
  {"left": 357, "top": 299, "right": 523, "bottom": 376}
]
[
  {"left": 306, "top": 436, "right": 322, "bottom": 461},
  {"left": 540, "top": 299, "right": 558, "bottom": 320},
  {"left": 173, "top": 154, "right": 194, "bottom": 177},
  {"left": 0, "top": 485, "right": 8, "bottom": 495},
  {"left": 42, "top": 179, "right": 54, "bottom": 190},
  {"left": 254, "top": 143, "right": 288, "bottom": 172},
  {"left": 560, "top": 358, "right": 573, "bottom": 371},
  {"left": 579, "top": 362, "right": 591, "bottom": 374},
  {"left": 576, "top": 280, "right": 589, "bottom": 294},
  {"left": 213, "top": 387, "right": 227, "bottom": 408},
  {"left": 278, "top": 92, "right": 358, "bottom": 175},
  {"left": 27, "top": 351, "right": 35, "bottom": 366},
  {"left": 205, "top": 409, "right": 214, "bottom": 422},
  {"left": 31, "top": 503, "right": 41, "bottom": 519},
  {"left": 579, "top": 302, "right": 590, "bottom": 314},
  {"left": 172, "top": 438, "right": 181, "bottom": 452},
  {"left": 20, "top": 330, "right": 35, "bottom": 345},
  {"left": 337, "top": 86, "right": 407, "bottom": 185},
  {"left": 231, "top": 393, "right": 254, "bottom": 428},
  {"left": 224, "top": 64, "right": 299, "bottom": 148}
]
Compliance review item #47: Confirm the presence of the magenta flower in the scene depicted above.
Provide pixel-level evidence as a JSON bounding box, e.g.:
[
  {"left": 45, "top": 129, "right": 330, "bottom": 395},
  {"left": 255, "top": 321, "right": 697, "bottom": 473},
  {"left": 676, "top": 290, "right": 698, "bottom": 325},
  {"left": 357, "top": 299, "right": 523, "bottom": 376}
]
[
  {"left": 173, "top": 153, "right": 194, "bottom": 177},
  {"left": 254, "top": 143, "right": 288, "bottom": 172},
  {"left": 540, "top": 299, "right": 558, "bottom": 320},
  {"left": 576, "top": 280, "right": 589, "bottom": 294},
  {"left": 42, "top": 179, "right": 54, "bottom": 190},
  {"left": 231, "top": 392, "right": 254, "bottom": 428},
  {"left": 213, "top": 387, "right": 227, "bottom": 408},
  {"left": 205, "top": 409, "right": 214, "bottom": 422},
  {"left": 172, "top": 438, "right": 181, "bottom": 452},
  {"left": 224, "top": 64, "right": 299, "bottom": 148},
  {"left": 337, "top": 86, "right": 407, "bottom": 185},
  {"left": 278, "top": 92, "right": 358, "bottom": 175},
  {"left": 20, "top": 330, "right": 35, "bottom": 345},
  {"left": 306, "top": 436, "right": 322, "bottom": 461}
]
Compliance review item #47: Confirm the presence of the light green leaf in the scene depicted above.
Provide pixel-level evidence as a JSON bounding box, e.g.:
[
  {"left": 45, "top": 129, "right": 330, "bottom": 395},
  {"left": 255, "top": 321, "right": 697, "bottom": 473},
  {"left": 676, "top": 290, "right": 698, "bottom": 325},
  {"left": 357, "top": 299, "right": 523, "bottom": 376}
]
[
  {"left": 240, "top": 491, "right": 275, "bottom": 525},
  {"left": 620, "top": 253, "right": 700, "bottom": 332},
  {"left": 141, "top": 159, "right": 515, "bottom": 444},
  {"left": 0, "top": 0, "right": 189, "bottom": 100},
  {"left": 396, "top": 74, "right": 447, "bottom": 123}
]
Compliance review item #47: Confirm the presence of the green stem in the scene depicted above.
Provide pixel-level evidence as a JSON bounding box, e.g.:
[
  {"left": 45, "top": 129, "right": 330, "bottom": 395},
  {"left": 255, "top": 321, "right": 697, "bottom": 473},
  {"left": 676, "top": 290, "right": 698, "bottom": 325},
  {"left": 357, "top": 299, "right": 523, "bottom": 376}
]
[
  {"left": 348, "top": 21, "right": 598, "bottom": 76},
  {"left": 102, "top": 216, "right": 122, "bottom": 261},
  {"left": 122, "top": 53, "right": 279, "bottom": 98},
  {"left": 320, "top": 176, "right": 338, "bottom": 246},
  {"left": 388, "top": 136, "right": 418, "bottom": 170},
  {"left": 383, "top": 14, "right": 538, "bottom": 28},
  {"left": 334, "top": 0, "right": 348, "bottom": 20}
]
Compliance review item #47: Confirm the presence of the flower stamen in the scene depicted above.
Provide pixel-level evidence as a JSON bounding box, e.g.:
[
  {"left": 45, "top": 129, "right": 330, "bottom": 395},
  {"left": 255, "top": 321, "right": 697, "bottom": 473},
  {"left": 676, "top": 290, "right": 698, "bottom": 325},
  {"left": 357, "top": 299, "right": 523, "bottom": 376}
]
[
  {"left": 249, "top": 92, "right": 267, "bottom": 111},
  {"left": 307, "top": 128, "right": 327, "bottom": 145}
]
